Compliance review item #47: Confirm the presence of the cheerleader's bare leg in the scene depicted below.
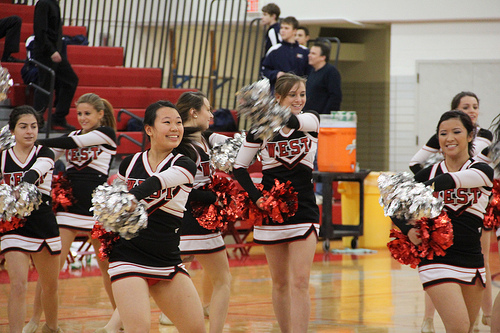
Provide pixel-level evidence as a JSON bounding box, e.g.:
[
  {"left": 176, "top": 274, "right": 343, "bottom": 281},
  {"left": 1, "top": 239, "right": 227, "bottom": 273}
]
[
  {"left": 5, "top": 251, "right": 31, "bottom": 332},
  {"left": 26, "top": 228, "right": 76, "bottom": 329},
  {"left": 202, "top": 269, "right": 213, "bottom": 312},
  {"left": 98, "top": 308, "right": 123, "bottom": 333},
  {"left": 479, "top": 230, "right": 492, "bottom": 323},
  {"left": 491, "top": 289, "right": 500, "bottom": 332},
  {"left": 196, "top": 250, "right": 232, "bottom": 333},
  {"left": 288, "top": 232, "right": 317, "bottom": 333},
  {"left": 150, "top": 273, "right": 206, "bottom": 333},
  {"left": 31, "top": 247, "right": 61, "bottom": 331},
  {"left": 263, "top": 241, "right": 292, "bottom": 332},
  {"left": 426, "top": 280, "right": 483, "bottom": 333},
  {"left": 90, "top": 237, "right": 115, "bottom": 308},
  {"left": 112, "top": 276, "right": 151, "bottom": 332}
]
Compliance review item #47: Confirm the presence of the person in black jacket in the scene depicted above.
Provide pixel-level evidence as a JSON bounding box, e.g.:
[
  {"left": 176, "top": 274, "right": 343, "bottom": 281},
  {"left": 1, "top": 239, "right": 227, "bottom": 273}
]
[
  {"left": 33, "top": 0, "right": 78, "bottom": 132},
  {"left": 261, "top": 16, "right": 310, "bottom": 91}
]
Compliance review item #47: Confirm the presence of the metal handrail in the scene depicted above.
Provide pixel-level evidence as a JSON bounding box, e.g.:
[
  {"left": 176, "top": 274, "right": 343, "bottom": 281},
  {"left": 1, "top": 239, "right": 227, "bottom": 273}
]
[
  {"left": 116, "top": 108, "right": 146, "bottom": 152},
  {"left": 117, "top": 108, "right": 143, "bottom": 123},
  {"left": 27, "top": 58, "right": 55, "bottom": 138},
  {"left": 117, "top": 133, "right": 144, "bottom": 150}
]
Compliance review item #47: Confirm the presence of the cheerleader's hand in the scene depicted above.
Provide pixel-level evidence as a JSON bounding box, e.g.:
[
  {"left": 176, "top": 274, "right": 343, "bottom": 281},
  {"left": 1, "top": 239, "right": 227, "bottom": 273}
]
[
  {"left": 256, "top": 197, "right": 265, "bottom": 210},
  {"left": 408, "top": 228, "right": 421, "bottom": 245}
]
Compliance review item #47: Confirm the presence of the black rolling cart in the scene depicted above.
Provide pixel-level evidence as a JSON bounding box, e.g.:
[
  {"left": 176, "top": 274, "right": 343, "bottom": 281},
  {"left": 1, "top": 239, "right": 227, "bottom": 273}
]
[{"left": 312, "top": 169, "right": 371, "bottom": 252}]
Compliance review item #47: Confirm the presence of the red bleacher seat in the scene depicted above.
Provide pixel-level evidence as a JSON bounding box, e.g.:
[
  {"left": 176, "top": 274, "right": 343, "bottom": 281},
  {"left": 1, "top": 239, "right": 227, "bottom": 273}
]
[
  {"left": 116, "top": 131, "right": 150, "bottom": 155},
  {"left": 4, "top": 45, "right": 125, "bottom": 66},
  {"left": 18, "top": 24, "right": 87, "bottom": 42},
  {"left": 0, "top": 4, "right": 34, "bottom": 23},
  {"left": 0, "top": 63, "right": 162, "bottom": 89}
]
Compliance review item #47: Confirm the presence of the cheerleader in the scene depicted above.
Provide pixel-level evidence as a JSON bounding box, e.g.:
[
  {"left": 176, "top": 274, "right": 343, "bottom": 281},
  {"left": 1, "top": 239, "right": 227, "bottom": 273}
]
[
  {"left": 98, "top": 100, "right": 205, "bottom": 332},
  {"left": 1, "top": 106, "right": 63, "bottom": 333},
  {"left": 233, "top": 73, "right": 320, "bottom": 332},
  {"left": 158, "top": 91, "right": 231, "bottom": 332},
  {"left": 409, "top": 92, "right": 494, "bottom": 332},
  {"left": 395, "top": 110, "right": 493, "bottom": 332},
  {"left": 409, "top": 91, "right": 492, "bottom": 173},
  {"left": 23, "top": 93, "right": 117, "bottom": 333}
]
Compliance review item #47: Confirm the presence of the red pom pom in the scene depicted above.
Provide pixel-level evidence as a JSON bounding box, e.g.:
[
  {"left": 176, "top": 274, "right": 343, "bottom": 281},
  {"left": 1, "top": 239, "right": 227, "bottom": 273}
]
[
  {"left": 0, "top": 216, "right": 26, "bottom": 233},
  {"left": 91, "top": 222, "right": 120, "bottom": 261},
  {"left": 387, "top": 212, "right": 453, "bottom": 268},
  {"left": 51, "top": 172, "right": 76, "bottom": 213},
  {"left": 387, "top": 229, "right": 421, "bottom": 268},
  {"left": 191, "top": 175, "right": 239, "bottom": 231},
  {"left": 484, "top": 180, "right": 500, "bottom": 229},
  {"left": 234, "top": 179, "right": 298, "bottom": 226}
]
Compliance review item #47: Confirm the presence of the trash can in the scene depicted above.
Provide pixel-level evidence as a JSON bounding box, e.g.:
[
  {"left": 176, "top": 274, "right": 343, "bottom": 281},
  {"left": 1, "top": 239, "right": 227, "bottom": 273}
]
[{"left": 337, "top": 171, "right": 392, "bottom": 248}]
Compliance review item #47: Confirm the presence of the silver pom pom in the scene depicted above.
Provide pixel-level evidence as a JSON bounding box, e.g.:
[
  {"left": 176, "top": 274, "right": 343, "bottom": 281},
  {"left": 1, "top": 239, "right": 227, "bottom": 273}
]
[
  {"left": 378, "top": 172, "right": 443, "bottom": 220},
  {"left": 0, "top": 184, "right": 16, "bottom": 220},
  {"left": 489, "top": 142, "right": 500, "bottom": 173},
  {"left": 424, "top": 153, "right": 444, "bottom": 168},
  {"left": 0, "top": 66, "right": 13, "bottom": 102},
  {"left": 237, "top": 78, "right": 291, "bottom": 141},
  {"left": 0, "top": 125, "right": 16, "bottom": 151},
  {"left": 13, "top": 182, "right": 42, "bottom": 218},
  {"left": 210, "top": 132, "right": 246, "bottom": 173},
  {"left": 91, "top": 179, "right": 148, "bottom": 240}
]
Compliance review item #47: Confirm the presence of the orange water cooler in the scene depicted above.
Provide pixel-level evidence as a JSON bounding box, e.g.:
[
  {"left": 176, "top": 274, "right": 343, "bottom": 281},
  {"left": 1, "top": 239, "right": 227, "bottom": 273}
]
[{"left": 317, "top": 112, "right": 357, "bottom": 173}]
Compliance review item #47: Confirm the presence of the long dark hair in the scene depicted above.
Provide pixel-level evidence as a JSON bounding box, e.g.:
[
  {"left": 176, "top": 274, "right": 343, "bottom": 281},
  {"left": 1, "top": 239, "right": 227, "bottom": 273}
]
[
  {"left": 9, "top": 105, "right": 42, "bottom": 131},
  {"left": 143, "top": 100, "right": 197, "bottom": 161},
  {"left": 436, "top": 110, "right": 475, "bottom": 157}
]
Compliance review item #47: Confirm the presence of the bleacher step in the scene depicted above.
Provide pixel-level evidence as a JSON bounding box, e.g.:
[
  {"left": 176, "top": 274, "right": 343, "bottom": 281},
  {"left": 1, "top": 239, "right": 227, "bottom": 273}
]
[
  {"left": 2, "top": 63, "right": 162, "bottom": 88},
  {"left": 0, "top": 3, "right": 34, "bottom": 23},
  {"left": 4, "top": 45, "right": 124, "bottom": 66}
]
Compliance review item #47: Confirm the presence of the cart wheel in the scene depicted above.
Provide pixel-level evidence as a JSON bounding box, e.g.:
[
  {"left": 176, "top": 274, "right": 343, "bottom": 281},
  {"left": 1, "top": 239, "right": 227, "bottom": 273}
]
[
  {"left": 322, "top": 239, "right": 330, "bottom": 252},
  {"left": 351, "top": 238, "right": 358, "bottom": 249}
]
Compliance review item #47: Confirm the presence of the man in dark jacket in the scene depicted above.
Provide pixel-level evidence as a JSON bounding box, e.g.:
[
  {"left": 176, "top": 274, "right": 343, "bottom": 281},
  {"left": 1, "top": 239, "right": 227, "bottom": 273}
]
[
  {"left": 33, "top": 0, "right": 78, "bottom": 131},
  {"left": 261, "top": 16, "right": 310, "bottom": 91},
  {"left": 304, "top": 41, "right": 342, "bottom": 113}
]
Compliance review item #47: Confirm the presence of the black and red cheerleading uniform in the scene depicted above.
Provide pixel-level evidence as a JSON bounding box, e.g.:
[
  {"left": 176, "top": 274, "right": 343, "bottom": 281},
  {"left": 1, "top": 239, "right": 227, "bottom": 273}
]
[
  {"left": 107, "top": 150, "right": 196, "bottom": 283},
  {"left": 0, "top": 145, "right": 60, "bottom": 254},
  {"left": 39, "top": 126, "right": 117, "bottom": 231},
  {"left": 233, "top": 111, "right": 320, "bottom": 244},
  {"left": 397, "top": 159, "right": 493, "bottom": 289},
  {"left": 179, "top": 131, "right": 229, "bottom": 255}
]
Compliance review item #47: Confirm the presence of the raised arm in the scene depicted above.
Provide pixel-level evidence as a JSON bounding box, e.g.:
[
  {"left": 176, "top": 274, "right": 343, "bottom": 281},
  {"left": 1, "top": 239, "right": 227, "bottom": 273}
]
[{"left": 409, "top": 134, "right": 440, "bottom": 175}]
